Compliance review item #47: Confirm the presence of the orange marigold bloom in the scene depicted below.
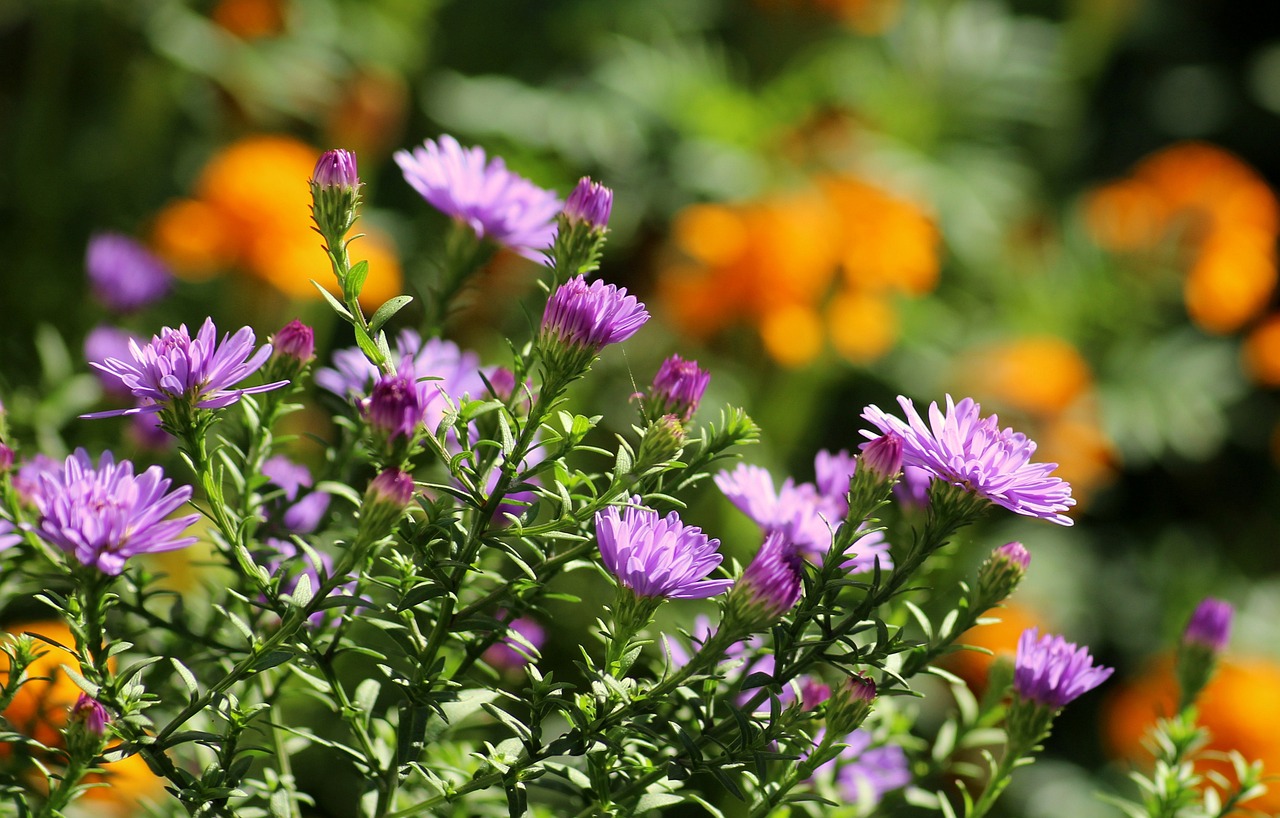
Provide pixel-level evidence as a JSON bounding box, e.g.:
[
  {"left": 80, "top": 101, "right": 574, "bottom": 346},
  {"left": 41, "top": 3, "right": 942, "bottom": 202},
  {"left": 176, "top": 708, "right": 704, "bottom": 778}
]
[
  {"left": 150, "top": 199, "right": 238, "bottom": 281},
  {"left": 821, "top": 175, "right": 939, "bottom": 296},
  {"left": 1243, "top": 314, "right": 1280, "bottom": 387},
  {"left": 1035, "top": 414, "right": 1118, "bottom": 504},
  {"left": 1184, "top": 227, "right": 1277, "bottom": 334},
  {"left": 760, "top": 304, "right": 825, "bottom": 368},
  {"left": 1082, "top": 179, "right": 1170, "bottom": 252},
  {"left": 1104, "top": 655, "right": 1280, "bottom": 814},
  {"left": 827, "top": 290, "right": 898, "bottom": 364},
  {"left": 211, "top": 0, "right": 286, "bottom": 40},
  {"left": 672, "top": 204, "right": 750, "bottom": 268},
  {"left": 967, "top": 336, "right": 1093, "bottom": 416}
]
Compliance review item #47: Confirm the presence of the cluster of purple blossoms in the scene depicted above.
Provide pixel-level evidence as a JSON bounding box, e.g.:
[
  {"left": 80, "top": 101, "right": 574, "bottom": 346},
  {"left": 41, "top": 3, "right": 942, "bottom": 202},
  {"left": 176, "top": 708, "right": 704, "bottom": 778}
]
[
  {"left": 539, "top": 275, "right": 650, "bottom": 365},
  {"left": 31, "top": 449, "right": 198, "bottom": 575},
  {"left": 595, "top": 500, "right": 733, "bottom": 600},
  {"left": 715, "top": 450, "right": 892, "bottom": 574},
  {"left": 812, "top": 729, "right": 911, "bottom": 809},
  {"left": 395, "top": 135, "right": 562, "bottom": 260},
  {"left": 85, "top": 318, "right": 287, "bottom": 419},
  {"left": 1013, "top": 627, "right": 1113, "bottom": 710},
  {"left": 861, "top": 395, "right": 1075, "bottom": 525},
  {"left": 260, "top": 456, "right": 331, "bottom": 535},
  {"left": 85, "top": 232, "right": 172, "bottom": 314}
]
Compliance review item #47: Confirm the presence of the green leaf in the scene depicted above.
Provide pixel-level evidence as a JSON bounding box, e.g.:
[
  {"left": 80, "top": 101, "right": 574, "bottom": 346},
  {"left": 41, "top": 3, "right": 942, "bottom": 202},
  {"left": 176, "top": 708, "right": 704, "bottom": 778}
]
[
  {"left": 369, "top": 296, "right": 414, "bottom": 333},
  {"left": 346, "top": 259, "right": 370, "bottom": 299},
  {"left": 310, "top": 280, "right": 353, "bottom": 319},
  {"left": 171, "top": 658, "right": 200, "bottom": 699}
]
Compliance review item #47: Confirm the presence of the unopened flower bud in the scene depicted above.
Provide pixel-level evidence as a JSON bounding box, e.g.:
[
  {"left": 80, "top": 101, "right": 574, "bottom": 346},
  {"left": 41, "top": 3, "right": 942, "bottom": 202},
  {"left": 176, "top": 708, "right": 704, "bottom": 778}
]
[
  {"left": 563, "top": 177, "right": 613, "bottom": 232},
  {"left": 859, "top": 432, "right": 903, "bottom": 483},
  {"left": 976, "top": 541, "right": 1030, "bottom": 605},
  {"left": 0, "top": 440, "right": 13, "bottom": 473},
  {"left": 799, "top": 677, "right": 832, "bottom": 711},
  {"left": 647, "top": 355, "right": 710, "bottom": 423},
  {"left": 310, "top": 148, "right": 363, "bottom": 289},
  {"left": 365, "top": 370, "right": 423, "bottom": 446},
  {"left": 538, "top": 276, "right": 649, "bottom": 378},
  {"left": 312, "top": 149, "right": 360, "bottom": 192},
  {"left": 723, "top": 532, "right": 804, "bottom": 636},
  {"left": 273, "top": 319, "right": 315, "bottom": 364},
  {"left": 634, "top": 414, "right": 686, "bottom": 472},
  {"left": 358, "top": 468, "right": 415, "bottom": 541},
  {"left": 1177, "top": 597, "right": 1234, "bottom": 709},
  {"left": 827, "top": 673, "right": 876, "bottom": 734},
  {"left": 71, "top": 693, "right": 109, "bottom": 736}
]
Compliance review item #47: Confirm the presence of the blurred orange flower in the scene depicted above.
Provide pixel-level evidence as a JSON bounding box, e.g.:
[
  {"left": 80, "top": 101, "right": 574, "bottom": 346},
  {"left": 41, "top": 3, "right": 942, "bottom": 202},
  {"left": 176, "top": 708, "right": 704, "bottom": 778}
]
[
  {"left": 150, "top": 134, "right": 404, "bottom": 310},
  {"left": 658, "top": 174, "right": 938, "bottom": 367},
  {"left": 1084, "top": 142, "right": 1280, "bottom": 335},
  {"left": 1104, "top": 655, "right": 1280, "bottom": 813},
  {"left": 1, "top": 621, "right": 165, "bottom": 815},
  {"left": 211, "top": 0, "right": 287, "bottom": 39},
  {"left": 1250, "top": 315, "right": 1280, "bottom": 388},
  {"left": 964, "top": 336, "right": 1093, "bottom": 417}
]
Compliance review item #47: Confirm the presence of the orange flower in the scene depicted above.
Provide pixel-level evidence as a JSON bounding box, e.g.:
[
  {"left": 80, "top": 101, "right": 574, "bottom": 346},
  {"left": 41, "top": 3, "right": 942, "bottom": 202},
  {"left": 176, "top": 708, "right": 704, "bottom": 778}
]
[
  {"left": 1082, "top": 178, "right": 1170, "bottom": 253},
  {"left": 1104, "top": 655, "right": 1280, "bottom": 813},
  {"left": 1243, "top": 314, "right": 1280, "bottom": 387},
  {"left": 672, "top": 203, "right": 750, "bottom": 269},
  {"left": 151, "top": 134, "right": 404, "bottom": 310},
  {"left": 965, "top": 336, "right": 1093, "bottom": 416},
  {"left": 211, "top": 0, "right": 286, "bottom": 40},
  {"left": 760, "top": 304, "right": 825, "bottom": 368},
  {"left": 945, "top": 603, "right": 1045, "bottom": 695},
  {"left": 1035, "top": 413, "right": 1118, "bottom": 504},
  {"left": 1184, "top": 226, "right": 1277, "bottom": 334},
  {"left": 821, "top": 175, "right": 940, "bottom": 296},
  {"left": 827, "top": 290, "right": 898, "bottom": 364}
]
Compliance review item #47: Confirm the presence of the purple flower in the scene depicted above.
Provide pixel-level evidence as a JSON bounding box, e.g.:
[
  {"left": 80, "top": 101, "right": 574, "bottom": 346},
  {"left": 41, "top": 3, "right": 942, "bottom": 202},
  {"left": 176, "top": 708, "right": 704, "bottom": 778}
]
[
  {"left": 1013, "top": 627, "right": 1113, "bottom": 710},
  {"left": 0, "top": 519, "right": 21, "bottom": 551},
  {"left": 540, "top": 275, "right": 649, "bottom": 358},
  {"left": 483, "top": 613, "right": 547, "bottom": 671},
  {"left": 563, "top": 177, "right": 613, "bottom": 231},
  {"left": 716, "top": 454, "right": 892, "bottom": 574},
  {"left": 1183, "top": 597, "right": 1233, "bottom": 653},
  {"left": 85, "top": 232, "right": 172, "bottom": 313},
  {"left": 32, "top": 449, "right": 199, "bottom": 575},
  {"left": 84, "top": 318, "right": 288, "bottom": 418},
  {"left": 71, "top": 693, "right": 109, "bottom": 735},
  {"left": 0, "top": 441, "right": 12, "bottom": 473},
  {"left": 595, "top": 499, "right": 733, "bottom": 600},
  {"left": 858, "top": 431, "right": 903, "bottom": 482},
  {"left": 84, "top": 325, "right": 143, "bottom": 399},
  {"left": 12, "top": 454, "right": 62, "bottom": 506},
  {"left": 861, "top": 395, "right": 1075, "bottom": 526},
  {"left": 366, "top": 369, "right": 425, "bottom": 441},
  {"left": 726, "top": 532, "right": 806, "bottom": 629},
  {"left": 649, "top": 355, "right": 711, "bottom": 422},
  {"left": 312, "top": 149, "right": 360, "bottom": 191},
  {"left": 813, "top": 729, "right": 911, "bottom": 808},
  {"left": 261, "top": 456, "right": 331, "bottom": 534},
  {"left": 394, "top": 135, "right": 562, "bottom": 259},
  {"left": 272, "top": 319, "right": 315, "bottom": 363}
]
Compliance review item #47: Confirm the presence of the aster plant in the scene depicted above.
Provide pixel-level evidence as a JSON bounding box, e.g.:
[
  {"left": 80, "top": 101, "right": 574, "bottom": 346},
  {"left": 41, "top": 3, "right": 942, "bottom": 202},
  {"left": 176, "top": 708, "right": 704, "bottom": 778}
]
[{"left": 0, "top": 139, "right": 1140, "bottom": 818}]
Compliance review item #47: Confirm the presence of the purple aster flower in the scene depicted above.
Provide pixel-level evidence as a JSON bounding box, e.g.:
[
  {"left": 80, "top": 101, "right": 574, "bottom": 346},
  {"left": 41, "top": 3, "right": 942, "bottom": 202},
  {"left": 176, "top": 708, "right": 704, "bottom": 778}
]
[
  {"left": 261, "top": 456, "right": 331, "bottom": 535},
  {"left": 858, "top": 431, "right": 903, "bottom": 483},
  {"left": 84, "top": 325, "right": 144, "bottom": 399},
  {"left": 563, "top": 177, "right": 613, "bottom": 231},
  {"left": 0, "top": 519, "right": 21, "bottom": 551},
  {"left": 1013, "top": 627, "right": 1113, "bottom": 710},
  {"left": 0, "top": 441, "right": 12, "bottom": 473},
  {"left": 725, "top": 532, "right": 806, "bottom": 631},
  {"left": 800, "top": 677, "right": 833, "bottom": 711},
  {"left": 272, "top": 319, "right": 315, "bottom": 364},
  {"left": 312, "top": 149, "right": 360, "bottom": 191},
  {"left": 32, "top": 449, "right": 199, "bottom": 575},
  {"left": 394, "top": 135, "right": 562, "bottom": 259},
  {"left": 71, "top": 693, "right": 109, "bottom": 736},
  {"left": 540, "top": 275, "right": 649, "bottom": 362},
  {"left": 861, "top": 395, "right": 1075, "bottom": 525},
  {"left": 1183, "top": 597, "right": 1233, "bottom": 653},
  {"left": 483, "top": 612, "right": 547, "bottom": 672},
  {"left": 595, "top": 499, "right": 733, "bottom": 600},
  {"left": 813, "top": 729, "right": 911, "bottom": 808},
  {"left": 12, "top": 454, "right": 62, "bottom": 506},
  {"left": 715, "top": 456, "right": 892, "bottom": 574},
  {"left": 365, "top": 369, "right": 425, "bottom": 441},
  {"left": 85, "top": 232, "right": 172, "bottom": 313},
  {"left": 84, "top": 318, "right": 288, "bottom": 419},
  {"left": 648, "top": 354, "right": 711, "bottom": 422}
]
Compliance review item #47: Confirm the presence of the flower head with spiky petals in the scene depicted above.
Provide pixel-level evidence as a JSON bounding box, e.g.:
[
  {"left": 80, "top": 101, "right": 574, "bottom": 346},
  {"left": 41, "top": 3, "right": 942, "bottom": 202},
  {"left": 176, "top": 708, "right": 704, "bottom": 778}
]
[
  {"left": 861, "top": 395, "right": 1075, "bottom": 525},
  {"left": 394, "top": 135, "right": 562, "bottom": 259},
  {"left": 540, "top": 275, "right": 649, "bottom": 362},
  {"left": 84, "top": 318, "right": 287, "bottom": 419},
  {"left": 31, "top": 449, "right": 199, "bottom": 575},
  {"left": 1013, "top": 627, "right": 1113, "bottom": 710},
  {"left": 595, "top": 499, "right": 732, "bottom": 600}
]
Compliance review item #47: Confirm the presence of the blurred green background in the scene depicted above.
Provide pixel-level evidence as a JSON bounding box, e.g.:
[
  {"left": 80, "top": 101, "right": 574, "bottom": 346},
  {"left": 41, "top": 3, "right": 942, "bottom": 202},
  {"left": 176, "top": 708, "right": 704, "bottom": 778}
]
[{"left": 6, "top": 0, "right": 1280, "bottom": 814}]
